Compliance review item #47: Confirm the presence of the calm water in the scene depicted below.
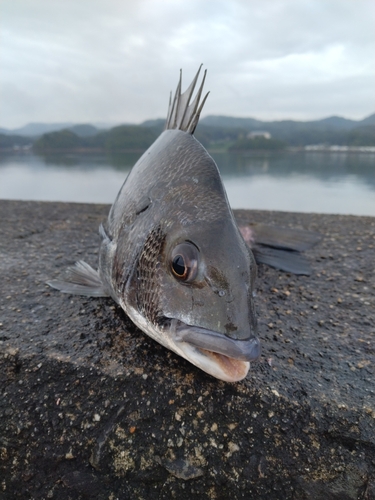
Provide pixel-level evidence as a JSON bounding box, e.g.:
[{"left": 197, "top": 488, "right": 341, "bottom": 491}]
[{"left": 0, "top": 150, "right": 374, "bottom": 216}]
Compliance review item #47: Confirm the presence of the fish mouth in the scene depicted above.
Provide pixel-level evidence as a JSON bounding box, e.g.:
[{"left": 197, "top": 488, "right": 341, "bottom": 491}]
[{"left": 172, "top": 322, "right": 260, "bottom": 382}]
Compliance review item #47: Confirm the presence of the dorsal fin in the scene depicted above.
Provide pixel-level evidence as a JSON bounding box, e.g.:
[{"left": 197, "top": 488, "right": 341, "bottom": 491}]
[{"left": 165, "top": 64, "right": 209, "bottom": 134}]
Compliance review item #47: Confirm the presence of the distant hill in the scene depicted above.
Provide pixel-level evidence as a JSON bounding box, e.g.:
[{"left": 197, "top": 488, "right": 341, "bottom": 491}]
[
  {"left": 200, "top": 116, "right": 262, "bottom": 129},
  {"left": 2, "top": 113, "right": 374, "bottom": 152},
  {"left": 68, "top": 124, "right": 99, "bottom": 137},
  {"left": 200, "top": 113, "right": 375, "bottom": 132},
  {"left": 359, "top": 113, "right": 375, "bottom": 126},
  {"left": 2, "top": 113, "right": 374, "bottom": 137},
  {"left": 311, "top": 116, "right": 359, "bottom": 130},
  {"left": 6, "top": 123, "right": 75, "bottom": 137},
  {"left": 0, "top": 134, "right": 32, "bottom": 149},
  {"left": 140, "top": 118, "right": 165, "bottom": 129},
  {"left": 0, "top": 122, "right": 116, "bottom": 137},
  {"left": 32, "top": 125, "right": 159, "bottom": 153},
  {"left": 346, "top": 125, "right": 375, "bottom": 146},
  {"left": 199, "top": 113, "right": 375, "bottom": 147}
]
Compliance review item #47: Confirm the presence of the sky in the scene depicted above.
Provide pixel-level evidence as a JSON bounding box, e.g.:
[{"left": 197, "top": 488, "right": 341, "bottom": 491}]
[{"left": 1, "top": 0, "right": 374, "bottom": 129}]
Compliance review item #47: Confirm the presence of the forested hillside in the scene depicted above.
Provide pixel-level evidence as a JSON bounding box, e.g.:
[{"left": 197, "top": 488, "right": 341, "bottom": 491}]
[{"left": 1, "top": 113, "right": 374, "bottom": 152}]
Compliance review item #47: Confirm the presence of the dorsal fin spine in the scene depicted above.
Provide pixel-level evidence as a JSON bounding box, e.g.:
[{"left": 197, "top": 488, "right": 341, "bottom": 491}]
[{"left": 165, "top": 65, "right": 209, "bottom": 134}]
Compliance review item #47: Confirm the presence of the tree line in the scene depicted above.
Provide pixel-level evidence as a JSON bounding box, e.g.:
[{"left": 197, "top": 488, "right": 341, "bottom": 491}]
[{"left": 1, "top": 118, "right": 374, "bottom": 152}]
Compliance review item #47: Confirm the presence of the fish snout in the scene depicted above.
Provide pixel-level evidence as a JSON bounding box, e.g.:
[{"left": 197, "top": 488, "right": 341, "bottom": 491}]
[{"left": 175, "top": 325, "right": 261, "bottom": 362}]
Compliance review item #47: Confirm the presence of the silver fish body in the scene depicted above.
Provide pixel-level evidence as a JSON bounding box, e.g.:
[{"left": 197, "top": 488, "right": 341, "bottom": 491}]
[{"left": 48, "top": 67, "right": 261, "bottom": 382}]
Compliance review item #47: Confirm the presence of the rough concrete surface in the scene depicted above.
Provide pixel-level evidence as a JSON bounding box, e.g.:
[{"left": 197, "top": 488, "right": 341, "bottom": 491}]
[{"left": 0, "top": 199, "right": 374, "bottom": 499}]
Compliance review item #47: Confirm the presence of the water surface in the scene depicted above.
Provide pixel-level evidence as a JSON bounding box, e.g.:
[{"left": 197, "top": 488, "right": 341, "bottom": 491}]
[{"left": 0, "top": 150, "right": 373, "bottom": 216}]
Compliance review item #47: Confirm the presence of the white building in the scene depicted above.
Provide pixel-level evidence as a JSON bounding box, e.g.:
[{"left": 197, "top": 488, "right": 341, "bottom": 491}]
[{"left": 247, "top": 131, "right": 271, "bottom": 140}]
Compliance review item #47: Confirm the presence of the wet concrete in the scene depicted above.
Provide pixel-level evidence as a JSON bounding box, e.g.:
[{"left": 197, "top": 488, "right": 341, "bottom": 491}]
[{"left": 0, "top": 199, "right": 374, "bottom": 499}]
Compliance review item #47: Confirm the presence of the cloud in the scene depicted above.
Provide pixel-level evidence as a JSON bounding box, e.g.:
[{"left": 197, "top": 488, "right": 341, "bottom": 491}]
[{"left": 1, "top": 0, "right": 374, "bottom": 128}]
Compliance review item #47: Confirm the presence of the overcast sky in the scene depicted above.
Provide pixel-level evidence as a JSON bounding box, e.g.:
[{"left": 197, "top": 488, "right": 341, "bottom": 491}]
[{"left": 1, "top": 0, "right": 374, "bottom": 129}]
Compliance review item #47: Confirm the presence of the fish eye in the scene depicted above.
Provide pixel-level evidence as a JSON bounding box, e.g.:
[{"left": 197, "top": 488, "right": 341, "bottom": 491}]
[{"left": 171, "top": 243, "right": 199, "bottom": 282}]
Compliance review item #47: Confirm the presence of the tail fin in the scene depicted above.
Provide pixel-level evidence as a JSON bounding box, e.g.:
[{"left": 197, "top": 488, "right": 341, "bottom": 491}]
[
  {"left": 47, "top": 260, "right": 110, "bottom": 297},
  {"left": 238, "top": 222, "right": 321, "bottom": 276},
  {"left": 165, "top": 65, "right": 209, "bottom": 134}
]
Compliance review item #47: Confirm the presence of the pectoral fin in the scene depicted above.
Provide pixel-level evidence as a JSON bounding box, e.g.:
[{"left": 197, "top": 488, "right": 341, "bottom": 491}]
[
  {"left": 237, "top": 221, "right": 321, "bottom": 275},
  {"left": 47, "top": 260, "right": 109, "bottom": 297},
  {"left": 251, "top": 245, "right": 312, "bottom": 275},
  {"left": 248, "top": 223, "right": 321, "bottom": 251}
]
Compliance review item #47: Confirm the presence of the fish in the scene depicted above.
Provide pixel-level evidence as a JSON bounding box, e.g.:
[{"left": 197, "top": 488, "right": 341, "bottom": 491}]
[{"left": 48, "top": 66, "right": 319, "bottom": 382}]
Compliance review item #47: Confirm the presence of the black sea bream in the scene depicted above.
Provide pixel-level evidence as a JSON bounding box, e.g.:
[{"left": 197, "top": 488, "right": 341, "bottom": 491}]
[{"left": 49, "top": 67, "right": 319, "bottom": 382}]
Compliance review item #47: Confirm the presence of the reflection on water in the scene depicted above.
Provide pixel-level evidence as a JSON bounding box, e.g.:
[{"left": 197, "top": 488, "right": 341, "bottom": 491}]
[
  {"left": 212, "top": 150, "right": 375, "bottom": 188},
  {"left": 0, "top": 150, "right": 374, "bottom": 216}
]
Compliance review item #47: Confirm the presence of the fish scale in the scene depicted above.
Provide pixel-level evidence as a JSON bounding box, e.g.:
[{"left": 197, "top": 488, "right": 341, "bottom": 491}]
[{"left": 136, "top": 225, "right": 165, "bottom": 324}]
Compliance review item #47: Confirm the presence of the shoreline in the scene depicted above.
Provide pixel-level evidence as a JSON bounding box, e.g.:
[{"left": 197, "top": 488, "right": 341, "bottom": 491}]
[{"left": 1, "top": 145, "right": 375, "bottom": 155}]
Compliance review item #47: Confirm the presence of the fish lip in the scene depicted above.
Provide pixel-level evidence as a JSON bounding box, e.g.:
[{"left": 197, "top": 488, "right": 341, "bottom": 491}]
[{"left": 173, "top": 322, "right": 261, "bottom": 362}]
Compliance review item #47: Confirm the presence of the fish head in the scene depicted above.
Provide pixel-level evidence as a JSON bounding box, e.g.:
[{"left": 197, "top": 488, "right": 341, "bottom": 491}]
[
  {"left": 123, "top": 131, "right": 260, "bottom": 382},
  {"left": 158, "top": 217, "right": 259, "bottom": 382},
  {"left": 161, "top": 217, "right": 257, "bottom": 337}
]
